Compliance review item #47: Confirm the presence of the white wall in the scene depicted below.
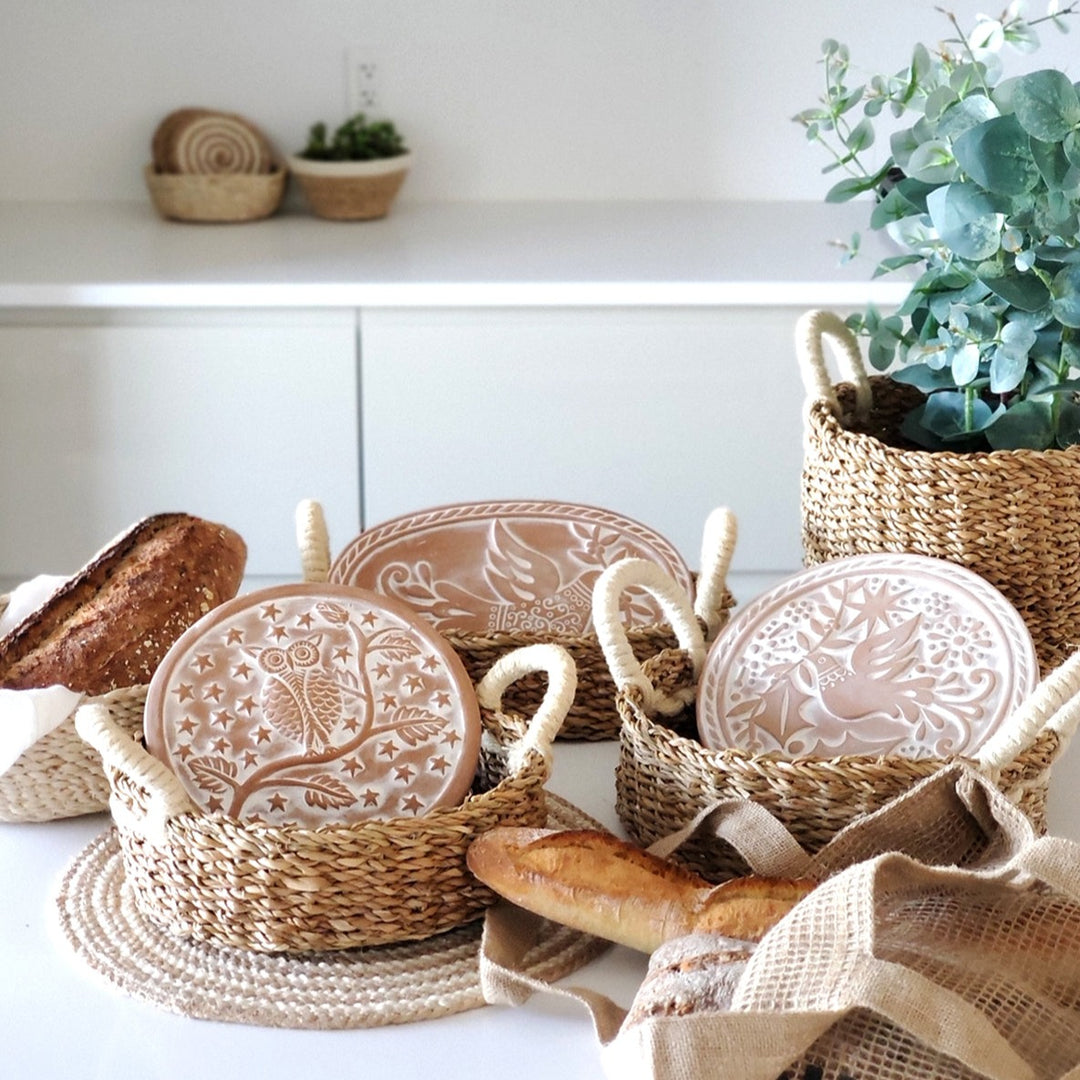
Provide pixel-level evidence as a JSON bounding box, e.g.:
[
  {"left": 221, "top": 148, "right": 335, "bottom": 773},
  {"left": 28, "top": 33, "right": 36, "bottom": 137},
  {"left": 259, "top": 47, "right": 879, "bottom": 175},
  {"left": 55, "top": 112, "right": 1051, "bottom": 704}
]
[{"left": 2, "top": 0, "right": 1078, "bottom": 204}]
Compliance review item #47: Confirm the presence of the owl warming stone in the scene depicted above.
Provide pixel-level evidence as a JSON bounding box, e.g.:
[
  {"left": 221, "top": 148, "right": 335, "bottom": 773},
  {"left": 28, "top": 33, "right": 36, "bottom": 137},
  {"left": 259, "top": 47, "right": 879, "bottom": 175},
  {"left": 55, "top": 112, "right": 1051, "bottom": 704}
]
[{"left": 144, "top": 584, "right": 482, "bottom": 827}]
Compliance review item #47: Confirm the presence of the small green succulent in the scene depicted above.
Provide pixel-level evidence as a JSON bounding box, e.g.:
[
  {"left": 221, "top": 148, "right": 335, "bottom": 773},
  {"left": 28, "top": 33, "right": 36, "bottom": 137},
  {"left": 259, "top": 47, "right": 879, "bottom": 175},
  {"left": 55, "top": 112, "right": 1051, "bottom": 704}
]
[
  {"left": 300, "top": 112, "right": 407, "bottom": 162},
  {"left": 797, "top": 2, "right": 1080, "bottom": 450}
]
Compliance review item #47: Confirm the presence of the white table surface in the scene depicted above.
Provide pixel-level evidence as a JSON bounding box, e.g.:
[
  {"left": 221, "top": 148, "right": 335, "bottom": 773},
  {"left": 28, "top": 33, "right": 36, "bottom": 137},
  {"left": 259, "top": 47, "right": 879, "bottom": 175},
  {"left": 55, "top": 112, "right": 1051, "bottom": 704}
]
[
  {"left": 0, "top": 198, "right": 908, "bottom": 310},
  {"left": 7, "top": 645, "right": 1080, "bottom": 1080}
]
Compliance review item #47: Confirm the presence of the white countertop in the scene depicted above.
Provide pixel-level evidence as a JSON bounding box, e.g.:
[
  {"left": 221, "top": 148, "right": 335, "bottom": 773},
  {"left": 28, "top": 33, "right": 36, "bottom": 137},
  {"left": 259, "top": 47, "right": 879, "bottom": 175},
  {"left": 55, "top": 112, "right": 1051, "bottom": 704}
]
[{"left": 0, "top": 198, "right": 908, "bottom": 309}]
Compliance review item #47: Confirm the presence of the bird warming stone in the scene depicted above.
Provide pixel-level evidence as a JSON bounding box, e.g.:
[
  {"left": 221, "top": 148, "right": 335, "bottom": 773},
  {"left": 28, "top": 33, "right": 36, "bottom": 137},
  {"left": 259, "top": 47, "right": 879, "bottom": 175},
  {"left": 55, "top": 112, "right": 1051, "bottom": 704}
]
[
  {"left": 144, "top": 584, "right": 481, "bottom": 826},
  {"left": 696, "top": 553, "right": 1039, "bottom": 760},
  {"left": 329, "top": 500, "right": 694, "bottom": 637}
]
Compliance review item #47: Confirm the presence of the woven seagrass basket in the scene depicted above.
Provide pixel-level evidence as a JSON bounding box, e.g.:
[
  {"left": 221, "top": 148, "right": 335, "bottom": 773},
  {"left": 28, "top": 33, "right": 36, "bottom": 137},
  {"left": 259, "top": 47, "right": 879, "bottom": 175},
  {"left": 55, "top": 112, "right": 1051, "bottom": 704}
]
[
  {"left": 144, "top": 163, "right": 287, "bottom": 222},
  {"left": 75, "top": 643, "right": 575, "bottom": 953},
  {"left": 0, "top": 593, "right": 148, "bottom": 824},
  {"left": 596, "top": 558, "right": 1080, "bottom": 884},
  {"left": 799, "top": 308, "right": 1080, "bottom": 677},
  {"left": 287, "top": 154, "right": 411, "bottom": 220},
  {"left": 296, "top": 500, "right": 737, "bottom": 742}
]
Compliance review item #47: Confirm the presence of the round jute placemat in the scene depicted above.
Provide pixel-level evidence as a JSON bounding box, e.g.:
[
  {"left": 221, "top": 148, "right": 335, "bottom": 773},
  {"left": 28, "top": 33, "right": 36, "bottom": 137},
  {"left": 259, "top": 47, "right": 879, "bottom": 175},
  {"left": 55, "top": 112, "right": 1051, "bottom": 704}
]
[{"left": 55, "top": 794, "right": 609, "bottom": 1030}]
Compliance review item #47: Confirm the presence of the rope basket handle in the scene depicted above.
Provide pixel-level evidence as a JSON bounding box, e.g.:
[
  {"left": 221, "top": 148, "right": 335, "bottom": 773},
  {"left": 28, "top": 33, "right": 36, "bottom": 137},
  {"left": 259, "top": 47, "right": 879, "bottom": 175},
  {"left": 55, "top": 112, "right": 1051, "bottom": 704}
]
[
  {"left": 796, "top": 308, "right": 874, "bottom": 424},
  {"left": 976, "top": 647, "right": 1080, "bottom": 771},
  {"left": 475, "top": 644, "right": 577, "bottom": 774},
  {"left": 296, "top": 498, "right": 331, "bottom": 584},
  {"left": 693, "top": 506, "right": 737, "bottom": 640},
  {"left": 75, "top": 702, "right": 196, "bottom": 842},
  {"left": 593, "top": 557, "right": 706, "bottom": 717}
]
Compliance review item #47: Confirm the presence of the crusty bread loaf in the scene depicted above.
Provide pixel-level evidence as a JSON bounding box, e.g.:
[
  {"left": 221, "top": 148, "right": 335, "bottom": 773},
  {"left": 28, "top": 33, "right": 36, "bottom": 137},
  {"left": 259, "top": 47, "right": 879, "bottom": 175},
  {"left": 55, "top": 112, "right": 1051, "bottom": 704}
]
[
  {"left": 0, "top": 513, "right": 246, "bottom": 694},
  {"left": 466, "top": 826, "right": 814, "bottom": 953}
]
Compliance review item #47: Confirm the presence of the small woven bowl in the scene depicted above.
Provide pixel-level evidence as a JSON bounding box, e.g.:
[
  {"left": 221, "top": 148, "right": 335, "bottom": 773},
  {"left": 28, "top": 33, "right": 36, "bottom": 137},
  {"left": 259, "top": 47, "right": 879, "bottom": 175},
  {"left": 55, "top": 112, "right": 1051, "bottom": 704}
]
[
  {"left": 295, "top": 499, "right": 737, "bottom": 741},
  {"left": 287, "top": 154, "right": 411, "bottom": 220},
  {"left": 75, "top": 643, "right": 576, "bottom": 953},
  {"left": 596, "top": 558, "right": 1079, "bottom": 884},
  {"left": 144, "top": 163, "right": 287, "bottom": 223}
]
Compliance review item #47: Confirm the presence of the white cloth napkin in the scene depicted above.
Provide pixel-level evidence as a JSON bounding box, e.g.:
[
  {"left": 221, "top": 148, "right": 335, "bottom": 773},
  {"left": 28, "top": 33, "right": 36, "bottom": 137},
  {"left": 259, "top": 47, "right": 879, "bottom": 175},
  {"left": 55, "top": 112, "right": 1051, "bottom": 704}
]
[{"left": 0, "top": 575, "right": 81, "bottom": 775}]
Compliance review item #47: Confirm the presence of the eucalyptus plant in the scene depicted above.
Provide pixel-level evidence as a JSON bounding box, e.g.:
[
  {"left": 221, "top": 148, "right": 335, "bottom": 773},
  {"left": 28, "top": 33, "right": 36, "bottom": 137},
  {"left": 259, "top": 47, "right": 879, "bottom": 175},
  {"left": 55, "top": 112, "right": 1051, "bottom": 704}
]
[
  {"left": 300, "top": 112, "right": 407, "bottom": 161},
  {"left": 796, "top": 2, "right": 1080, "bottom": 450}
]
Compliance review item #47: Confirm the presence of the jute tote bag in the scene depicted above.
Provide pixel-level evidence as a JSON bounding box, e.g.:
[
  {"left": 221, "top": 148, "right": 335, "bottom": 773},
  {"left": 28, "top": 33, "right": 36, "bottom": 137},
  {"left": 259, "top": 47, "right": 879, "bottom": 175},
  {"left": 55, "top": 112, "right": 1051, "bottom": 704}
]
[{"left": 479, "top": 763, "right": 1080, "bottom": 1080}]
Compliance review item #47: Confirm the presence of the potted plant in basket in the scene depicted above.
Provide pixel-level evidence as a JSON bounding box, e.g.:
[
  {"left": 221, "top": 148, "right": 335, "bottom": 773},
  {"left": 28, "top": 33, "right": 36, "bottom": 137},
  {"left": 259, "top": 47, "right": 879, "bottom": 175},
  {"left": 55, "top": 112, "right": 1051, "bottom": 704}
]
[
  {"left": 793, "top": 2, "right": 1080, "bottom": 671},
  {"left": 288, "top": 112, "right": 411, "bottom": 220}
]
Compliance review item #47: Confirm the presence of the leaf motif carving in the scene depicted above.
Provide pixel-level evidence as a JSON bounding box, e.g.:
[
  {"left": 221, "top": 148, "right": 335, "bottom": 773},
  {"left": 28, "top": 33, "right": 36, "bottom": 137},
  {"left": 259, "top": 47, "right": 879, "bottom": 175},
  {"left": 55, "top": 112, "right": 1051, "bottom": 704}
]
[
  {"left": 189, "top": 755, "right": 238, "bottom": 794},
  {"left": 302, "top": 773, "right": 358, "bottom": 810},
  {"left": 370, "top": 630, "right": 422, "bottom": 661},
  {"left": 378, "top": 705, "right": 447, "bottom": 746}
]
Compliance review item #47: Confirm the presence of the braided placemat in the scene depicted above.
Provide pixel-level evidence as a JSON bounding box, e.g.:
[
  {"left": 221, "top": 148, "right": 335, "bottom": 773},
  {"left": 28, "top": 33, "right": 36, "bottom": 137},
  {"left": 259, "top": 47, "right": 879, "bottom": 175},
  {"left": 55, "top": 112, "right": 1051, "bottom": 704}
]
[{"left": 55, "top": 793, "right": 608, "bottom": 1029}]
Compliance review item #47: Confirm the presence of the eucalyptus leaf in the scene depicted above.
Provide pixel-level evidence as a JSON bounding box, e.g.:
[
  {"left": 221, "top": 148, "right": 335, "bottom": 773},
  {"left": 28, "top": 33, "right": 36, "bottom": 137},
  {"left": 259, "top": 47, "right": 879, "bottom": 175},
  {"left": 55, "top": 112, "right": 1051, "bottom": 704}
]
[
  {"left": 1011, "top": 69, "right": 1080, "bottom": 141},
  {"left": 936, "top": 94, "right": 1000, "bottom": 139},
  {"left": 922, "top": 391, "right": 997, "bottom": 439},
  {"left": 927, "top": 183, "right": 1004, "bottom": 260},
  {"left": 954, "top": 115, "right": 1041, "bottom": 195},
  {"left": 977, "top": 264, "right": 1052, "bottom": 309},
  {"left": 889, "top": 363, "right": 959, "bottom": 391},
  {"left": 985, "top": 399, "right": 1056, "bottom": 449},
  {"left": 1029, "top": 135, "right": 1080, "bottom": 190},
  {"left": 1055, "top": 399, "right": 1080, "bottom": 447},
  {"left": 1051, "top": 263, "right": 1080, "bottom": 327}
]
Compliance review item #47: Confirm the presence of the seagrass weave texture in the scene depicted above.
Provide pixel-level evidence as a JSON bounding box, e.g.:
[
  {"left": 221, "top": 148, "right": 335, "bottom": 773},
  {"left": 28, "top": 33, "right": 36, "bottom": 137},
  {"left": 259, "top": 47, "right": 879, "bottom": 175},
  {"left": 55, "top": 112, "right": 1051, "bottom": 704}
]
[
  {"left": 0, "top": 683, "right": 146, "bottom": 823},
  {"left": 802, "top": 376, "right": 1080, "bottom": 676},
  {"left": 614, "top": 650, "right": 1062, "bottom": 883},
  {"left": 75, "top": 643, "right": 579, "bottom": 953}
]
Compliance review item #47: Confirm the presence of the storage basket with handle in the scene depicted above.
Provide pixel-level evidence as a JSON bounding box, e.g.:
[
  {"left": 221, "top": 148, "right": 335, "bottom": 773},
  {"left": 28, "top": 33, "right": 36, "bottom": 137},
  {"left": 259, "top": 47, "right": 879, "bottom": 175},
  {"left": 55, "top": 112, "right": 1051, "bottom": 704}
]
[
  {"left": 596, "top": 555, "right": 1078, "bottom": 883},
  {"left": 798, "top": 307, "right": 1080, "bottom": 676},
  {"left": 0, "top": 592, "right": 147, "bottom": 824},
  {"left": 295, "top": 499, "right": 737, "bottom": 741},
  {"left": 74, "top": 642, "right": 577, "bottom": 953}
]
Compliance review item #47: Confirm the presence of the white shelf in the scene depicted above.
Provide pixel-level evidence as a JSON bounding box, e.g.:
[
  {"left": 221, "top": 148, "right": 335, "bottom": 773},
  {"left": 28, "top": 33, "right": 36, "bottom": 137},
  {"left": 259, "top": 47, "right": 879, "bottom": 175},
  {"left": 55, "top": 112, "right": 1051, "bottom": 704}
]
[{"left": 0, "top": 199, "right": 908, "bottom": 310}]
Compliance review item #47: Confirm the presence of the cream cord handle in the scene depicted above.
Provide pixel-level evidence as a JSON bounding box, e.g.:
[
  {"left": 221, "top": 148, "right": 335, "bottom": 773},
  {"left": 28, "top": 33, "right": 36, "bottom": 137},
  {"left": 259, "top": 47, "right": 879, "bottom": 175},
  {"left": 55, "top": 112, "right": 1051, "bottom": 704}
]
[
  {"left": 75, "top": 702, "right": 195, "bottom": 841},
  {"left": 593, "top": 558, "right": 705, "bottom": 717},
  {"left": 977, "top": 646, "right": 1080, "bottom": 771},
  {"left": 475, "top": 643, "right": 577, "bottom": 774},
  {"left": 795, "top": 308, "right": 873, "bottom": 422},
  {"left": 694, "top": 506, "right": 737, "bottom": 639},
  {"left": 296, "top": 498, "right": 331, "bottom": 584}
]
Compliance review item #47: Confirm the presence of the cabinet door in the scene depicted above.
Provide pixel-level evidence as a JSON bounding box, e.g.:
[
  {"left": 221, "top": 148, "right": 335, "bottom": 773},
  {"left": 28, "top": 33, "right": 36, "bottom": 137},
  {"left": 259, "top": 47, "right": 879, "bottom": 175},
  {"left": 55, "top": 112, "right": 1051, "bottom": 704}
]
[
  {"left": 0, "top": 310, "right": 359, "bottom": 584},
  {"left": 360, "top": 306, "right": 808, "bottom": 577}
]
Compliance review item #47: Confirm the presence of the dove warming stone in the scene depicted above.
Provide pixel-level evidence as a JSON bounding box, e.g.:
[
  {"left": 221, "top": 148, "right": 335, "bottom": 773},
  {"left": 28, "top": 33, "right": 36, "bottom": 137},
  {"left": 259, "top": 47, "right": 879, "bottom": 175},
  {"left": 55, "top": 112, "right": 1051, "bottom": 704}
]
[
  {"left": 328, "top": 500, "right": 694, "bottom": 637},
  {"left": 696, "top": 553, "right": 1039, "bottom": 759},
  {"left": 143, "top": 584, "right": 481, "bottom": 827}
]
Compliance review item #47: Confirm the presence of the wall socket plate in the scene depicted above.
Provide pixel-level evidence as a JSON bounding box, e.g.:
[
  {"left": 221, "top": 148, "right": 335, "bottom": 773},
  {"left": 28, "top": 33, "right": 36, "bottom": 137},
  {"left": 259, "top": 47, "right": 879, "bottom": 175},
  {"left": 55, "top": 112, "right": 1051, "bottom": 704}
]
[{"left": 345, "top": 47, "right": 379, "bottom": 114}]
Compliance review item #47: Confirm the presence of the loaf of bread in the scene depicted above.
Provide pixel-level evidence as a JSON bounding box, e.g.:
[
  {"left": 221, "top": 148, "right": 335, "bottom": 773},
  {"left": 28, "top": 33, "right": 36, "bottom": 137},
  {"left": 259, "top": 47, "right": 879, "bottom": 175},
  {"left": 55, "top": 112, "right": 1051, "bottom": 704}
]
[
  {"left": 0, "top": 513, "right": 247, "bottom": 694},
  {"left": 467, "top": 826, "right": 814, "bottom": 953}
]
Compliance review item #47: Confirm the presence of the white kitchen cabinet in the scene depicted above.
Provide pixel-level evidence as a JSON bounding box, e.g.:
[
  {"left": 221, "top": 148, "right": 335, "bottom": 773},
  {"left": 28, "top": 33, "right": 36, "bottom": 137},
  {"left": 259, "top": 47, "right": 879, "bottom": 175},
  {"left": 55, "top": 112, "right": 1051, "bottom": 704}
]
[
  {"left": 0, "top": 308, "right": 360, "bottom": 583},
  {"left": 359, "top": 305, "right": 812, "bottom": 576}
]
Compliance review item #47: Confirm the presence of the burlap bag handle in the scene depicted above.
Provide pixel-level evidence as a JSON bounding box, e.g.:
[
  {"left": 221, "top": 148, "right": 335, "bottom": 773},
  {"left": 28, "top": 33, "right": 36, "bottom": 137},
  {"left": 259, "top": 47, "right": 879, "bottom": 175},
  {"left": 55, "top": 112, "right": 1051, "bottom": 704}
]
[
  {"left": 796, "top": 308, "right": 874, "bottom": 424},
  {"left": 74, "top": 642, "right": 575, "bottom": 844},
  {"left": 593, "top": 557, "right": 707, "bottom": 717}
]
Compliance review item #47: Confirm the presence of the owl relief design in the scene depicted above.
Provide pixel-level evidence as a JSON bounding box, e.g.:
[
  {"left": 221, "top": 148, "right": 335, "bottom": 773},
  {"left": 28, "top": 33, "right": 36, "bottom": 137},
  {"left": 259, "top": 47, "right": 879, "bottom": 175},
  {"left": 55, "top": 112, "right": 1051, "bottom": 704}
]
[{"left": 250, "top": 636, "right": 344, "bottom": 754}]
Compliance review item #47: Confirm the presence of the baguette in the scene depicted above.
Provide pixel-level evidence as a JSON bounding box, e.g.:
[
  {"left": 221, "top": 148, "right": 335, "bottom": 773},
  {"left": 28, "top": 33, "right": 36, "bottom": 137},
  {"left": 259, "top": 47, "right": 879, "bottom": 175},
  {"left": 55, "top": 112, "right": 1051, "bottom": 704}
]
[
  {"left": 467, "top": 826, "right": 814, "bottom": 953},
  {"left": 0, "top": 513, "right": 246, "bottom": 694}
]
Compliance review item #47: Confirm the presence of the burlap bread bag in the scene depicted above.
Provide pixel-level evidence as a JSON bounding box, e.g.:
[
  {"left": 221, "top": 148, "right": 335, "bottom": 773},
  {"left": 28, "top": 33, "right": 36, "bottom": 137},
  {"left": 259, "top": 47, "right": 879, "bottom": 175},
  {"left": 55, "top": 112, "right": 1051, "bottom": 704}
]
[{"left": 479, "top": 762, "right": 1080, "bottom": 1080}]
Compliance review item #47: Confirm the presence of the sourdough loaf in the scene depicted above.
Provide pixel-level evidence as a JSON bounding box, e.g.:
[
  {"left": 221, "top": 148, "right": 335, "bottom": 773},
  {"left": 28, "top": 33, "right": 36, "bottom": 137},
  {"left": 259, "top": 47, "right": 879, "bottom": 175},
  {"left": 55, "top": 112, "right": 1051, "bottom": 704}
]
[
  {"left": 467, "top": 826, "right": 814, "bottom": 953},
  {"left": 0, "top": 513, "right": 246, "bottom": 694}
]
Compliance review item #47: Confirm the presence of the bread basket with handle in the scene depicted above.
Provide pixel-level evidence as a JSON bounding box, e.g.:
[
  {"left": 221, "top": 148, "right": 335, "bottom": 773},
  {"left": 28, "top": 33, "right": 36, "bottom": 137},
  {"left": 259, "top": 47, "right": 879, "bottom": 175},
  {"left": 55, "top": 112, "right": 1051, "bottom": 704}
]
[
  {"left": 75, "top": 642, "right": 577, "bottom": 952},
  {"left": 597, "top": 553, "right": 1078, "bottom": 882},
  {"left": 798, "top": 307, "right": 1080, "bottom": 676},
  {"left": 294, "top": 499, "right": 736, "bottom": 741},
  {"left": 0, "top": 591, "right": 147, "bottom": 824}
]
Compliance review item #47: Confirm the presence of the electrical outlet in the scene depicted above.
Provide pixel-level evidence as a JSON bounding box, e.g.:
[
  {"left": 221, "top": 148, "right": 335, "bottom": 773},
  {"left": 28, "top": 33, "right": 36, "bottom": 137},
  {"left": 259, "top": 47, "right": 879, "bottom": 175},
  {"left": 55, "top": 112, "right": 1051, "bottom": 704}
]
[{"left": 345, "top": 48, "right": 379, "bottom": 115}]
